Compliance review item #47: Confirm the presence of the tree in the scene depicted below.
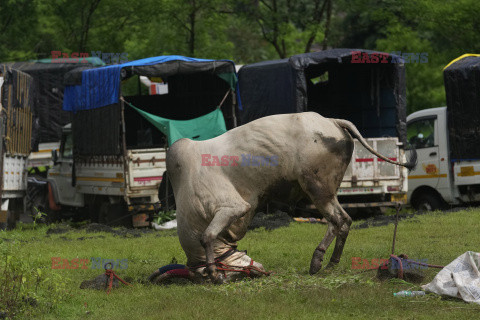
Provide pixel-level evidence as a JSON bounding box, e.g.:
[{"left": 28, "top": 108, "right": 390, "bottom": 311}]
[
  {"left": 236, "top": 0, "right": 333, "bottom": 58},
  {"left": 36, "top": 0, "right": 103, "bottom": 54},
  {"left": 0, "top": 0, "right": 40, "bottom": 61}
]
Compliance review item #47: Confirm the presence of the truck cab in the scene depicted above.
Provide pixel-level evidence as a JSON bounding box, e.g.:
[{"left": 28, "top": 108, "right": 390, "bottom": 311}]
[
  {"left": 408, "top": 54, "right": 480, "bottom": 211},
  {"left": 46, "top": 123, "right": 166, "bottom": 226},
  {"left": 407, "top": 106, "right": 480, "bottom": 210},
  {"left": 407, "top": 107, "right": 452, "bottom": 210},
  {"left": 47, "top": 124, "right": 85, "bottom": 208}
]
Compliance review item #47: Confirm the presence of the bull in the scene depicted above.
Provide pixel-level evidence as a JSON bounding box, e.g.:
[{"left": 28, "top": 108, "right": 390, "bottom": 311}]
[{"left": 166, "top": 112, "right": 415, "bottom": 283}]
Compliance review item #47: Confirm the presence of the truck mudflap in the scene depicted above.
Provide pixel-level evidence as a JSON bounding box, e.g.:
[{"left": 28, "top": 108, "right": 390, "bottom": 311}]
[{"left": 128, "top": 202, "right": 161, "bottom": 228}]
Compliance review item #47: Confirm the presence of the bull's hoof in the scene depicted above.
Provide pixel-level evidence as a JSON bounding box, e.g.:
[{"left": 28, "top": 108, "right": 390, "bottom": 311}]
[
  {"left": 309, "top": 249, "right": 325, "bottom": 275},
  {"left": 212, "top": 273, "right": 226, "bottom": 284},
  {"left": 207, "top": 265, "right": 217, "bottom": 277},
  {"left": 325, "top": 260, "right": 339, "bottom": 269},
  {"left": 309, "top": 259, "right": 323, "bottom": 275}
]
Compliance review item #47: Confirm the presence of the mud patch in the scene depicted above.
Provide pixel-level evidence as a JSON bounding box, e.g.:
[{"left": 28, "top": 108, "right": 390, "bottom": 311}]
[
  {"left": 80, "top": 273, "right": 133, "bottom": 290},
  {"left": 155, "top": 233, "right": 177, "bottom": 238},
  {"left": 353, "top": 207, "right": 463, "bottom": 229},
  {"left": 77, "top": 235, "right": 106, "bottom": 241},
  {"left": 84, "top": 223, "right": 114, "bottom": 233},
  {"left": 81, "top": 223, "right": 154, "bottom": 238},
  {"left": 46, "top": 224, "right": 73, "bottom": 235},
  {"left": 248, "top": 210, "right": 293, "bottom": 231}
]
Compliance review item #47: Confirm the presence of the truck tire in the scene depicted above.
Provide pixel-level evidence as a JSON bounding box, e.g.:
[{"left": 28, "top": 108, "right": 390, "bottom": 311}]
[
  {"left": 27, "top": 183, "right": 53, "bottom": 223},
  {"left": 99, "top": 201, "right": 132, "bottom": 228},
  {"left": 158, "top": 171, "right": 175, "bottom": 211},
  {"left": 413, "top": 193, "right": 444, "bottom": 212},
  {"left": 0, "top": 210, "right": 16, "bottom": 230}
]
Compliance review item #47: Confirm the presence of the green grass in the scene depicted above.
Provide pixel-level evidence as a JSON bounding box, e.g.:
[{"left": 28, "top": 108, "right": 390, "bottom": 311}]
[{"left": 1, "top": 208, "right": 480, "bottom": 319}]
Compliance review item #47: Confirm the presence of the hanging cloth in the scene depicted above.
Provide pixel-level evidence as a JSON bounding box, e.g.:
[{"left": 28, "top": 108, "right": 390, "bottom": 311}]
[{"left": 121, "top": 98, "right": 227, "bottom": 146}]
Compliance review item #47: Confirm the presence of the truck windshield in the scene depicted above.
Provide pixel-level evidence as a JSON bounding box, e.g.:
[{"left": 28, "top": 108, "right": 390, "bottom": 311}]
[{"left": 407, "top": 118, "right": 435, "bottom": 149}]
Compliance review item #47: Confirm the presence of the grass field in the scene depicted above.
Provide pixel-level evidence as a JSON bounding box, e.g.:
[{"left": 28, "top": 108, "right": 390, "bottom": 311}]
[{"left": 1, "top": 208, "right": 480, "bottom": 319}]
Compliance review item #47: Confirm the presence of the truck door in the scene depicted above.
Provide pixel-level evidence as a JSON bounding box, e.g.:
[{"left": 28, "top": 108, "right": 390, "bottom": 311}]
[
  {"left": 407, "top": 116, "right": 441, "bottom": 189},
  {"left": 50, "top": 132, "right": 83, "bottom": 206}
]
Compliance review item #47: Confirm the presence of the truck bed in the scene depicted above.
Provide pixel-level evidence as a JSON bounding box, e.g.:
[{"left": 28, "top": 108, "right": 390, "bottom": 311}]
[
  {"left": 27, "top": 142, "right": 60, "bottom": 169},
  {"left": 75, "top": 148, "right": 166, "bottom": 204},
  {"left": 128, "top": 148, "right": 166, "bottom": 191},
  {"left": 338, "top": 137, "right": 407, "bottom": 203}
]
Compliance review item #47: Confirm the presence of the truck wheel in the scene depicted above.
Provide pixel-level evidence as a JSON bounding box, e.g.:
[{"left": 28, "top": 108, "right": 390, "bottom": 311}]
[
  {"left": 158, "top": 171, "right": 175, "bottom": 211},
  {"left": 99, "top": 201, "right": 132, "bottom": 227},
  {"left": 413, "top": 193, "right": 444, "bottom": 212},
  {"left": 0, "top": 210, "right": 16, "bottom": 230}
]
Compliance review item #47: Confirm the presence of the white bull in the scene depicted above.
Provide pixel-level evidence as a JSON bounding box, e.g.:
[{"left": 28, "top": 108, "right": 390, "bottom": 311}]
[{"left": 167, "top": 112, "right": 415, "bottom": 283}]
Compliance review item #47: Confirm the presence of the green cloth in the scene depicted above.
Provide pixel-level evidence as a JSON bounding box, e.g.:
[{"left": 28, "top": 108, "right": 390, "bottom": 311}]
[
  {"left": 127, "top": 103, "right": 227, "bottom": 146},
  {"left": 217, "top": 72, "right": 237, "bottom": 90}
]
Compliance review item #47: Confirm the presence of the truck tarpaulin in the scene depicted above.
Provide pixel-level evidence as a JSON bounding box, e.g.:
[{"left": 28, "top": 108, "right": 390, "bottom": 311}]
[
  {"left": 63, "top": 55, "right": 239, "bottom": 157},
  {"left": 444, "top": 55, "right": 480, "bottom": 161},
  {"left": 238, "top": 49, "right": 407, "bottom": 145},
  {"left": 0, "top": 61, "right": 104, "bottom": 151},
  {"left": 63, "top": 55, "right": 237, "bottom": 111}
]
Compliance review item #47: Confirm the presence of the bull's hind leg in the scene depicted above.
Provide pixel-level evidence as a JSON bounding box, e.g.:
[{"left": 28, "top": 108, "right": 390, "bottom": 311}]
[
  {"left": 299, "top": 176, "right": 348, "bottom": 275},
  {"left": 307, "top": 200, "right": 342, "bottom": 275},
  {"left": 325, "top": 198, "right": 352, "bottom": 268},
  {"left": 201, "top": 200, "right": 251, "bottom": 283}
]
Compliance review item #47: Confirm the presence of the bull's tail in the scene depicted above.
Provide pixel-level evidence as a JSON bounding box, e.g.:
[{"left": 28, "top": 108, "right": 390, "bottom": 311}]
[{"left": 334, "top": 119, "right": 417, "bottom": 170}]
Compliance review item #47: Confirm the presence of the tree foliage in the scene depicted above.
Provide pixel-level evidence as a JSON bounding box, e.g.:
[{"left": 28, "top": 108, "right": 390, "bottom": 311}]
[{"left": 1, "top": 0, "right": 478, "bottom": 112}]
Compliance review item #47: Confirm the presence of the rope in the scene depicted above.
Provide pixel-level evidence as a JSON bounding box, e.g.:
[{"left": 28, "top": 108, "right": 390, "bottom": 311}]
[
  {"left": 189, "top": 248, "right": 270, "bottom": 278},
  {"left": 389, "top": 254, "right": 444, "bottom": 280},
  {"left": 189, "top": 248, "right": 238, "bottom": 270},
  {"left": 215, "top": 260, "right": 271, "bottom": 277},
  {"left": 389, "top": 205, "right": 445, "bottom": 280},
  {"left": 217, "top": 90, "right": 231, "bottom": 110},
  {"left": 104, "top": 263, "right": 133, "bottom": 295}
]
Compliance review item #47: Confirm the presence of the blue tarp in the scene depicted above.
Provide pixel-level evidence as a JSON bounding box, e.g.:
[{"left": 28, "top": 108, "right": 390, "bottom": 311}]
[{"left": 63, "top": 55, "right": 237, "bottom": 112}]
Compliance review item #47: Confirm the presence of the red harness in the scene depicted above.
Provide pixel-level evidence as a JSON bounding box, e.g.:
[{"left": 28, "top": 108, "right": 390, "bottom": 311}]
[{"left": 189, "top": 248, "right": 270, "bottom": 278}]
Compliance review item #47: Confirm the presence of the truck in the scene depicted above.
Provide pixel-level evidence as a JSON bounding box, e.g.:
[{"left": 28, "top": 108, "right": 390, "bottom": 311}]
[
  {"left": 45, "top": 56, "right": 240, "bottom": 227},
  {"left": 0, "top": 59, "right": 105, "bottom": 223},
  {"left": 0, "top": 66, "right": 34, "bottom": 230},
  {"left": 407, "top": 54, "right": 480, "bottom": 210},
  {"left": 238, "top": 49, "right": 411, "bottom": 213},
  {"left": 46, "top": 123, "right": 166, "bottom": 226}
]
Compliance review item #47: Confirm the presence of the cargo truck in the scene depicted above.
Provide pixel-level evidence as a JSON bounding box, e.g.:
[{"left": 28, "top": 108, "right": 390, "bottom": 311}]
[
  {"left": 238, "top": 49, "right": 412, "bottom": 212},
  {"left": 0, "top": 66, "right": 34, "bottom": 229},
  {"left": 407, "top": 55, "right": 480, "bottom": 210},
  {"left": 45, "top": 56, "right": 239, "bottom": 227}
]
